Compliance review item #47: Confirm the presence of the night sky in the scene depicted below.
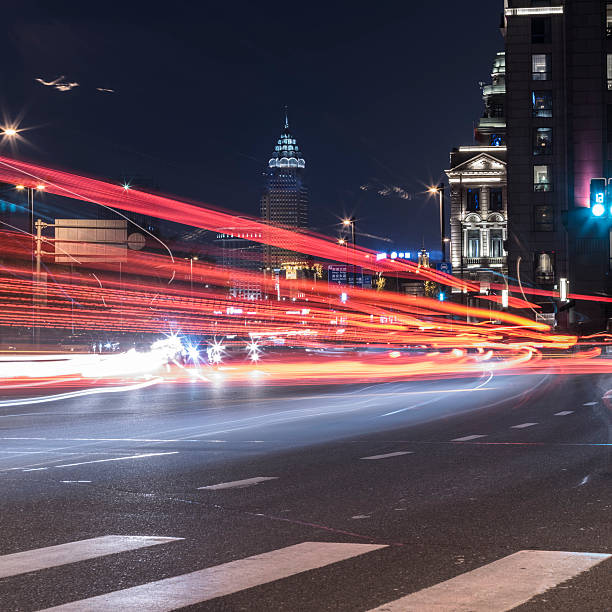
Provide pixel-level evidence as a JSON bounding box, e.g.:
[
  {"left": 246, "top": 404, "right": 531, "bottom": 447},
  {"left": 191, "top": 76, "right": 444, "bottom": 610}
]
[{"left": 0, "top": 2, "right": 504, "bottom": 256}]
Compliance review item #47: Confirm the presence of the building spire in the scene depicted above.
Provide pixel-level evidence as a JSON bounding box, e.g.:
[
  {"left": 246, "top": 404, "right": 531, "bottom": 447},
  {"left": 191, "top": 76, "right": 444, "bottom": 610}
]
[{"left": 284, "top": 105, "right": 289, "bottom": 129}]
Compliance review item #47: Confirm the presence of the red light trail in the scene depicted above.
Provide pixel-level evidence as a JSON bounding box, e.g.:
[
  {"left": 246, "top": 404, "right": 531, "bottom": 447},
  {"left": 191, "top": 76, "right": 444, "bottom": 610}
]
[{"left": 0, "top": 154, "right": 611, "bottom": 392}]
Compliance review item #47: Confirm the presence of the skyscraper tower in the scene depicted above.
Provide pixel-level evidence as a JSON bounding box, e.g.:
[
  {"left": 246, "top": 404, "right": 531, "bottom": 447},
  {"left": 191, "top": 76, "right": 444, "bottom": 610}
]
[{"left": 260, "top": 111, "right": 308, "bottom": 272}]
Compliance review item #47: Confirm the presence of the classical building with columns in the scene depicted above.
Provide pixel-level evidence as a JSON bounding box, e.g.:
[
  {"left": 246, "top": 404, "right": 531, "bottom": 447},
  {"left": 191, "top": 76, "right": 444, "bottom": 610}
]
[{"left": 445, "top": 52, "right": 508, "bottom": 291}]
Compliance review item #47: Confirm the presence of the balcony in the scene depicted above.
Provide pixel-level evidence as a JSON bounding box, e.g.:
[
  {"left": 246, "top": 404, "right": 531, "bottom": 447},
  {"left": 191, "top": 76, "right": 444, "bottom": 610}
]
[{"left": 464, "top": 257, "right": 505, "bottom": 267}]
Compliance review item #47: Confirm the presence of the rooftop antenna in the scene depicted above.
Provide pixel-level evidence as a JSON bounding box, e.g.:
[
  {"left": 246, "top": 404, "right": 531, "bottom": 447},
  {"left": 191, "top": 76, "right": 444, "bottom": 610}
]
[{"left": 284, "top": 105, "right": 289, "bottom": 129}]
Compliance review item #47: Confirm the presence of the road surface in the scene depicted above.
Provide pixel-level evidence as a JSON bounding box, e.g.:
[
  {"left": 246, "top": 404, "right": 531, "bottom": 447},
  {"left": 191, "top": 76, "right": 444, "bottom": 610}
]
[{"left": 0, "top": 371, "right": 610, "bottom": 610}]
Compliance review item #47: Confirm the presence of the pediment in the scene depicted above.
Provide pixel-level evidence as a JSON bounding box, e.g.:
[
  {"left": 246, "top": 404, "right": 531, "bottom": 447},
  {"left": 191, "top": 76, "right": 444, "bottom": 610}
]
[{"left": 450, "top": 153, "right": 506, "bottom": 174}]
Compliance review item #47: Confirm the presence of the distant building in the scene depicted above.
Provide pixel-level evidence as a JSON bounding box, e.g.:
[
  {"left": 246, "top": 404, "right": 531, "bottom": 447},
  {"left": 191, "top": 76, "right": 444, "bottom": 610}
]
[
  {"left": 214, "top": 225, "right": 262, "bottom": 300},
  {"left": 446, "top": 52, "right": 508, "bottom": 291},
  {"left": 260, "top": 112, "right": 308, "bottom": 272}
]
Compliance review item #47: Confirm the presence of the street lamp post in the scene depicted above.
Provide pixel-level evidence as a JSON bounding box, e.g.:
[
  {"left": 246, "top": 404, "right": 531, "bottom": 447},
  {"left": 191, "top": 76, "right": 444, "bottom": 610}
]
[
  {"left": 16, "top": 183, "right": 46, "bottom": 345},
  {"left": 428, "top": 184, "right": 446, "bottom": 262},
  {"left": 342, "top": 218, "right": 357, "bottom": 286},
  {"left": 185, "top": 256, "right": 198, "bottom": 292}
]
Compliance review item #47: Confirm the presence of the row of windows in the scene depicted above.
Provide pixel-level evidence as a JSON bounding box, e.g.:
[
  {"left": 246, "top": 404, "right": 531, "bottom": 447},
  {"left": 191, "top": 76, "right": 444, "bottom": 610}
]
[
  {"left": 534, "top": 9, "right": 612, "bottom": 45},
  {"left": 465, "top": 187, "right": 504, "bottom": 212},
  {"left": 465, "top": 229, "right": 504, "bottom": 259}
]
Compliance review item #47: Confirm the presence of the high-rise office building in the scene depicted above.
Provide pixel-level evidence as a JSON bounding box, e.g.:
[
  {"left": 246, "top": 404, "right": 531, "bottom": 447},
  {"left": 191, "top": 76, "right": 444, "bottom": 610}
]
[
  {"left": 260, "top": 113, "right": 308, "bottom": 272},
  {"left": 504, "top": 0, "right": 612, "bottom": 330}
]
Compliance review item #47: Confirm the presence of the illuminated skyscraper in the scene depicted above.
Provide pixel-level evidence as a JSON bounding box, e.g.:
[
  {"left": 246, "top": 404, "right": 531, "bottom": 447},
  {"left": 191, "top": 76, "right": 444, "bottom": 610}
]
[{"left": 260, "top": 112, "right": 308, "bottom": 271}]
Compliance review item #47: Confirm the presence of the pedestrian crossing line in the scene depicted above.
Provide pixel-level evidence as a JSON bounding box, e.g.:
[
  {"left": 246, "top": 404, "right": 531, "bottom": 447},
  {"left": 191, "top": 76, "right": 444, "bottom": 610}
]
[
  {"left": 40, "top": 541, "right": 386, "bottom": 611},
  {"left": 361, "top": 451, "right": 413, "bottom": 460},
  {"left": 198, "top": 476, "right": 278, "bottom": 490},
  {"left": 367, "top": 549, "right": 610, "bottom": 612},
  {"left": 0, "top": 535, "right": 182, "bottom": 580}
]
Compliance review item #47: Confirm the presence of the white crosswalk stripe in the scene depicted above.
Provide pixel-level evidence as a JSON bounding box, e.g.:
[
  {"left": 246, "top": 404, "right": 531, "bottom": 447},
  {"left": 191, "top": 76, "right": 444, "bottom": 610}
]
[
  {"left": 39, "top": 541, "right": 386, "bottom": 611},
  {"left": 367, "top": 549, "right": 610, "bottom": 612},
  {"left": 0, "top": 535, "right": 182, "bottom": 579}
]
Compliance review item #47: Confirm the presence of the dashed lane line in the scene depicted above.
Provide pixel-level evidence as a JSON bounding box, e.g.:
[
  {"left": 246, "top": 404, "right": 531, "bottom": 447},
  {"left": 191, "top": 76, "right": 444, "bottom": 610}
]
[
  {"left": 198, "top": 476, "right": 278, "bottom": 490},
  {"left": 511, "top": 422, "right": 538, "bottom": 429},
  {"left": 554, "top": 410, "right": 574, "bottom": 416},
  {"left": 360, "top": 452, "right": 413, "bottom": 460},
  {"left": 452, "top": 435, "right": 487, "bottom": 442}
]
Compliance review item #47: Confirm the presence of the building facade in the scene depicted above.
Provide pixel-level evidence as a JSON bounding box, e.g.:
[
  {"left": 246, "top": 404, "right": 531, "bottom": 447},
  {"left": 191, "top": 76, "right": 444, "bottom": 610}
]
[
  {"left": 504, "top": 0, "right": 612, "bottom": 330},
  {"left": 446, "top": 52, "right": 508, "bottom": 290},
  {"left": 214, "top": 225, "right": 262, "bottom": 300},
  {"left": 260, "top": 114, "right": 308, "bottom": 272}
]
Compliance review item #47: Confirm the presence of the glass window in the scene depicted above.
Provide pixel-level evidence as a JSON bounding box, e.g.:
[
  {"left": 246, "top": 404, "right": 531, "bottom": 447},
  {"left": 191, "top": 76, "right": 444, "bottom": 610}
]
[
  {"left": 532, "top": 54, "right": 551, "bottom": 80},
  {"left": 535, "top": 252, "right": 555, "bottom": 284},
  {"left": 534, "top": 165, "right": 551, "bottom": 191},
  {"left": 607, "top": 4, "right": 612, "bottom": 39},
  {"left": 489, "top": 230, "right": 504, "bottom": 258},
  {"left": 533, "top": 127, "right": 552, "bottom": 155},
  {"left": 533, "top": 91, "right": 553, "bottom": 117},
  {"left": 489, "top": 187, "right": 503, "bottom": 211},
  {"left": 608, "top": 54, "right": 612, "bottom": 90},
  {"left": 531, "top": 17, "right": 551, "bottom": 44},
  {"left": 467, "top": 230, "right": 480, "bottom": 258},
  {"left": 466, "top": 188, "right": 480, "bottom": 211},
  {"left": 534, "top": 205, "right": 554, "bottom": 231}
]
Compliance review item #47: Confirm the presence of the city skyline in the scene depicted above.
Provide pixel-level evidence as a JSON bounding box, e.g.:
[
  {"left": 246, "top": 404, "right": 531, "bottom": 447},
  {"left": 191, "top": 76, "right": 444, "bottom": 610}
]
[{"left": 0, "top": 1, "right": 503, "bottom": 251}]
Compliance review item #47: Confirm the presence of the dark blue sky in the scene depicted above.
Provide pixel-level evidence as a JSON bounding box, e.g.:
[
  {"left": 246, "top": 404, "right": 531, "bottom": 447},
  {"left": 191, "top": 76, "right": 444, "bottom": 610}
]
[{"left": 0, "top": 1, "right": 504, "bottom": 255}]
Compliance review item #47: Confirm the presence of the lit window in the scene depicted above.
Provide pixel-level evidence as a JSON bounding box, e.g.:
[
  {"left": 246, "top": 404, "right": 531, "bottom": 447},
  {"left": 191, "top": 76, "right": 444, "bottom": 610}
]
[
  {"left": 607, "top": 4, "right": 612, "bottom": 38},
  {"left": 467, "top": 230, "right": 480, "bottom": 258},
  {"left": 532, "top": 91, "right": 553, "bottom": 117},
  {"left": 535, "top": 252, "right": 555, "bottom": 284},
  {"left": 466, "top": 188, "right": 480, "bottom": 211},
  {"left": 607, "top": 54, "right": 612, "bottom": 90},
  {"left": 489, "top": 230, "right": 504, "bottom": 258},
  {"left": 534, "top": 165, "right": 551, "bottom": 192},
  {"left": 532, "top": 54, "right": 551, "bottom": 80},
  {"left": 533, "top": 127, "right": 552, "bottom": 155}
]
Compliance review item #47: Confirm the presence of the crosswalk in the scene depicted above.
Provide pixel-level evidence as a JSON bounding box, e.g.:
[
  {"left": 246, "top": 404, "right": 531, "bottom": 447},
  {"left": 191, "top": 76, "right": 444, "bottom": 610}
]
[{"left": 0, "top": 535, "right": 608, "bottom": 611}]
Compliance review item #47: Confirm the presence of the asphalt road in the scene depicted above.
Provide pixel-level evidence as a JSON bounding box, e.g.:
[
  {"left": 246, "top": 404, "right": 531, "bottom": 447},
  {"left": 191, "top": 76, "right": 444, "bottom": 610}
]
[{"left": 0, "top": 369, "right": 611, "bottom": 611}]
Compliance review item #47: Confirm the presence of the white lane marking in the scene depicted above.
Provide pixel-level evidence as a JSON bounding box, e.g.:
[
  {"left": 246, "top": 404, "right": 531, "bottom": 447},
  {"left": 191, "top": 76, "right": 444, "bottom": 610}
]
[
  {"left": 54, "top": 452, "right": 178, "bottom": 468},
  {"left": 60, "top": 480, "right": 91, "bottom": 483},
  {"left": 0, "top": 535, "right": 182, "bottom": 579},
  {"left": 578, "top": 475, "right": 590, "bottom": 487},
  {"left": 583, "top": 401, "right": 598, "bottom": 406},
  {"left": 367, "top": 549, "right": 611, "bottom": 612},
  {"left": 360, "top": 452, "right": 413, "bottom": 460},
  {"left": 0, "top": 437, "right": 211, "bottom": 443},
  {"left": 41, "top": 541, "right": 386, "bottom": 611},
  {"left": 0, "top": 378, "right": 161, "bottom": 407},
  {"left": 554, "top": 411, "right": 574, "bottom": 416},
  {"left": 198, "top": 476, "right": 278, "bottom": 490},
  {"left": 511, "top": 422, "right": 538, "bottom": 429},
  {"left": 381, "top": 387, "right": 496, "bottom": 417},
  {"left": 452, "top": 435, "right": 487, "bottom": 442}
]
